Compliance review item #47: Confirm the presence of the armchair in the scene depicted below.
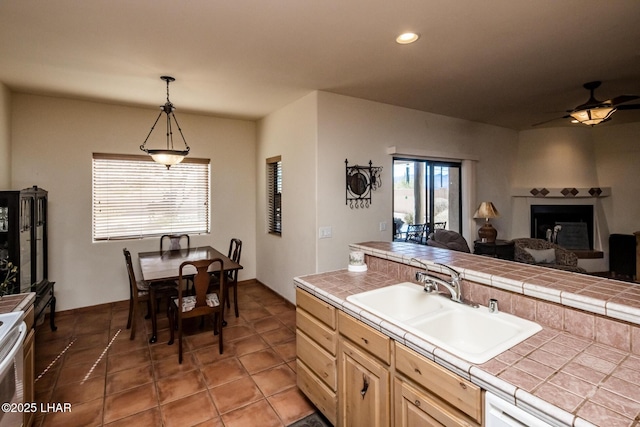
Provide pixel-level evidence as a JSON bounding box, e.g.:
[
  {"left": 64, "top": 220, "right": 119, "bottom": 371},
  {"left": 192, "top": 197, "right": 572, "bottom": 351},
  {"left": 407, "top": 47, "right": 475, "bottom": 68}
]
[{"left": 512, "top": 238, "right": 586, "bottom": 273}]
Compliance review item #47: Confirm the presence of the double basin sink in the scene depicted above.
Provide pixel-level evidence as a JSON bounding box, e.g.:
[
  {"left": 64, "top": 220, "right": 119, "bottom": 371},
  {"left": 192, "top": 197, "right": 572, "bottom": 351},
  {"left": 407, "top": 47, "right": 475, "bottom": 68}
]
[{"left": 346, "top": 282, "right": 541, "bottom": 364}]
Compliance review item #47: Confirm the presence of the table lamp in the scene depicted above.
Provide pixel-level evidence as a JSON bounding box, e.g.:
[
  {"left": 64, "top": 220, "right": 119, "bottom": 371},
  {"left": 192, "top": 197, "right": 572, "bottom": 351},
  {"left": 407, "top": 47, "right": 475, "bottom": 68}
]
[{"left": 473, "top": 202, "right": 500, "bottom": 243}]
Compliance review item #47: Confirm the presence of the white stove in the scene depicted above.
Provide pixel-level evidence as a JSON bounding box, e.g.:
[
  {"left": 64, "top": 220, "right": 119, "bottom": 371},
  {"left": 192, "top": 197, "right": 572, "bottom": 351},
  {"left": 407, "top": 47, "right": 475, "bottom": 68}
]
[{"left": 0, "top": 311, "right": 26, "bottom": 427}]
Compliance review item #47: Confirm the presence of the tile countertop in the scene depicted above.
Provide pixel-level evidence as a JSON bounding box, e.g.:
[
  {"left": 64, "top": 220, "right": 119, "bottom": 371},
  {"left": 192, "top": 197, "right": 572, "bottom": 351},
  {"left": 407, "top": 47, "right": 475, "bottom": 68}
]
[
  {"left": 294, "top": 242, "right": 640, "bottom": 427},
  {"left": 0, "top": 292, "right": 36, "bottom": 314}
]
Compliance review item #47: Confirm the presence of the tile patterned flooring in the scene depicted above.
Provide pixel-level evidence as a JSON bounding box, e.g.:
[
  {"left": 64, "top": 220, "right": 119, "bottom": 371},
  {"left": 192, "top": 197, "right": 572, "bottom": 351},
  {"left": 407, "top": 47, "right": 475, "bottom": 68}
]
[{"left": 32, "top": 282, "right": 316, "bottom": 426}]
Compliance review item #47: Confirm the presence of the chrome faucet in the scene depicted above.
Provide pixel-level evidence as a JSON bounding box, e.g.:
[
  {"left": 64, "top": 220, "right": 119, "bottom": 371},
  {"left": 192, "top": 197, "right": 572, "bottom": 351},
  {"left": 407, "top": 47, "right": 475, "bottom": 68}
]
[{"left": 412, "top": 259, "right": 463, "bottom": 303}]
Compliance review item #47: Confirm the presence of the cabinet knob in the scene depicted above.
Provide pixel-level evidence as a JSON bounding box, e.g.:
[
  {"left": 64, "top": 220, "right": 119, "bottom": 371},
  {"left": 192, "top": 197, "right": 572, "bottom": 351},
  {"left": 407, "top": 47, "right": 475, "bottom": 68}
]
[
  {"left": 459, "top": 382, "right": 467, "bottom": 390},
  {"left": 414, "top": 400, "right": 421, "bottom": 407}
]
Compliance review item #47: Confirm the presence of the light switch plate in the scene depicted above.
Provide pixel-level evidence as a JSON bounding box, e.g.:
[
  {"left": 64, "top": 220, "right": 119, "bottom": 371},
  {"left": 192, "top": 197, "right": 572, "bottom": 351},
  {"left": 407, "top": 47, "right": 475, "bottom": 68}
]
[
  {"left": 379, "top": 221, "right": 387, "bottom": 231},
  {"left": 319, "top": 226, "right": 332, "bottom": 239}
]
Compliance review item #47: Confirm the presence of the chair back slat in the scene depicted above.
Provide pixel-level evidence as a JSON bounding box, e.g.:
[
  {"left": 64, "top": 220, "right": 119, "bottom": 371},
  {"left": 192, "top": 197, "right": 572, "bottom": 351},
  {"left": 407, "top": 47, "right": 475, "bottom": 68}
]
[
  {"left": 123, "top": 248, "right": 137, "bottom": 296},
  {"left": 161, "top": 234, "right": 191, "bottom": 251},
  {"left": 227, "top": 238, "right": 242, "bottom": 282},
  {"left": 178, "top": 258, "right": 224, "bottom": 308}
]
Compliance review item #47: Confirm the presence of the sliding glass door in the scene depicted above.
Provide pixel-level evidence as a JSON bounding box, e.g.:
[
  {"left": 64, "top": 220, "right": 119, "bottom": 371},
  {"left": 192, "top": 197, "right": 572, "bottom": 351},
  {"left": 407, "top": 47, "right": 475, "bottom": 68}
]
[{"left": 393, "top": 158, "right": 461, "bottom": 242}]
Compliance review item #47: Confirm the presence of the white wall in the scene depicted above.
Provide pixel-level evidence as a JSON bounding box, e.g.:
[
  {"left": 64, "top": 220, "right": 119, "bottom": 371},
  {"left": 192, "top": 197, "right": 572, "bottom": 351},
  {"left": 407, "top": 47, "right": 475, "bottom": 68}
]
[
  {"left": 514, "top": 127, "right": 597, "bottom": 188},
  {"left": 256, "top": 92, "right": 318, "bottom": 303},
  {"left": 511, "top": 124, "right": 640, "bottom": 272},
  {"left": 11, "top": 94, "right": 256, "bottom": 311},
  {"left": 315, "top": 92, "right": 519, "bottom": 271},
  {"left": 593, "top": 122, "right": 640, "bottom": 234},
  {"left": 0, "top": 84, "right": 10, "bottom": 188}
]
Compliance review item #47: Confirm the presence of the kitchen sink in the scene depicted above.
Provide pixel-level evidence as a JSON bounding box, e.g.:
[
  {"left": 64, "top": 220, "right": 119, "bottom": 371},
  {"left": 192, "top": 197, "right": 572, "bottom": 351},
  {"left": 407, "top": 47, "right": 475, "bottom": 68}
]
[
  {"left": 346, "top": 282, "right": 541, "bottom": 364},
  {"left": 346, "top": 282, "right": 447, "bottom": 322},
  {"left": 405, "top": 306, "right": 542, "bottom": 364}
]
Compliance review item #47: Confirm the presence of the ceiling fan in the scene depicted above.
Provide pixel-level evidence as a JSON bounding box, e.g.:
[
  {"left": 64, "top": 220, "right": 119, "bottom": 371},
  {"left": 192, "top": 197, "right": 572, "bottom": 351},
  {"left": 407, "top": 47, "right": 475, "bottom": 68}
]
[{"left": 533, "top": 81, "right": 640, "bottom": 127}]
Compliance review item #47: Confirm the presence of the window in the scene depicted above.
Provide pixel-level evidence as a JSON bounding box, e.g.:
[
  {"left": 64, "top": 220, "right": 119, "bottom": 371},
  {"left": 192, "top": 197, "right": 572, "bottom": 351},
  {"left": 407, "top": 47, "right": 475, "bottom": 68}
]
[
  {"left": 266, "top": 156, "right": 282, "bottom": 235},
  {"left": 393, "top": 158, "right": 462, "bottom": 241},
  {"left": 92, "top": 153, "right": 210, "bottom": 241}
]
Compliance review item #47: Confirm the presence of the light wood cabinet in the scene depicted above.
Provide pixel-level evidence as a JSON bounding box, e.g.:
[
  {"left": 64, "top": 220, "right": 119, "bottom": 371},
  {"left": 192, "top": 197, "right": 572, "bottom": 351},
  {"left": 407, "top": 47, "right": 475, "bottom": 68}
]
[
  {"left": 395, "top": 343, "right": 482, "bottom": 426},
  {"left": 23, "top": 304, "right": 35, "bottom": 427},
  {"left": 394, "top": 377, "right": 479, "bottom": 427},
  {"left": 337, "top": 311, "right": 391, "bottom": 427},
  {"left": 339, "top": 336, "right": 390, "bottom": 427},
  {"left": 295, "top": 288, "right": 338, "bottom": 425},
  {"left": 295, "top": 287, "right": 483, "bottom": 427},
  {"left": 338, "top": 311, "right": 390, "bottom": 365}
]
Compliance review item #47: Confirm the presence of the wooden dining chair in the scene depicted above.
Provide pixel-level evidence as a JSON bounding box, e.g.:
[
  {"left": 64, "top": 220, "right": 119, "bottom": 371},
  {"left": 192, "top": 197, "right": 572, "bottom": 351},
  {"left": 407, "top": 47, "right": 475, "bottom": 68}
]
[
  {"left": 168, "top": 258, "right": 226, "bottom": 363},
  {"left": 123, "top": 248, "right": 176, "bottom": 340},
  {"left": 160, "top": 234, "right": 190, "bottom": 251},
  {"left": 210, "top": 238, "right": 242, "bottom": 318}
]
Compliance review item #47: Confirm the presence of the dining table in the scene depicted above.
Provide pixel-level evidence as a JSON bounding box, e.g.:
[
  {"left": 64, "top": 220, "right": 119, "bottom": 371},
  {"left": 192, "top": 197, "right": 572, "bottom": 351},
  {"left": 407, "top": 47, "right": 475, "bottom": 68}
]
[{"left": 138, "top": 245, "right": 243, "bottom": 344}]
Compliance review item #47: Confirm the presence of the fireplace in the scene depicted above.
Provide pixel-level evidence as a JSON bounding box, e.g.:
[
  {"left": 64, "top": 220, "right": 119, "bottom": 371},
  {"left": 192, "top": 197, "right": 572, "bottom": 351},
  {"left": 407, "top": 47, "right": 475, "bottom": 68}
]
[{"left": 530, "top": 205, "right": 594, "bottom": 250}]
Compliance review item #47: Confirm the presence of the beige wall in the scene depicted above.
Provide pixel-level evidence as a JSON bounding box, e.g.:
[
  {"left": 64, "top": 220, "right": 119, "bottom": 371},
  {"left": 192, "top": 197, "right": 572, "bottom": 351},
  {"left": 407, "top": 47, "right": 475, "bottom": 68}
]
[
  {"left": 511, "top": 124, "right": 640, "bottom": 271},
  {"left": 316, "top": 92, "right": 518, "bottom": 272},
  {"left": 256, "top": 92, "right": 318, "bottom": 303},
  {"left": 11, "top": 93, "right": 256, "bottom": 311},
  {"left": 593, "top": 122, "right": 640, "bottom": 234},
  {"left": 514, "top": 127, "right": 597, "bottom": 188},
  {"left": 0, "top": 84, "right": 10, "bottom": 188},
  {"left": 5, "top": 89, "right": 638, "bottom": 309},
  {"left": 256, "top": 91, "right": 519, "bottom": 297}
]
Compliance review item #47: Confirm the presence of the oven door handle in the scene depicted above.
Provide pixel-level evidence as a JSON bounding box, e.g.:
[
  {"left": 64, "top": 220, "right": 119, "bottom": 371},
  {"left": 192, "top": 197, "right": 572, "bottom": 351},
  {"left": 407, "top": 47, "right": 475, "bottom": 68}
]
[{"left": 0, "top": 322, "right": 26, "bottom": 378}]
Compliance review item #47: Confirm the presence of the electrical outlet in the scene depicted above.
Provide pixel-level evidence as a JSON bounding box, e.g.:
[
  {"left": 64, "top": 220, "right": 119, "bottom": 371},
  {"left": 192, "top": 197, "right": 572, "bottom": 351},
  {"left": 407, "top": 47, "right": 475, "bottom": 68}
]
[
  {"left": 319, "top": 226, "right": 332, "bottom": 239},
  {"left": 379, "top": 221, "right": 387, "bottom": 231}
]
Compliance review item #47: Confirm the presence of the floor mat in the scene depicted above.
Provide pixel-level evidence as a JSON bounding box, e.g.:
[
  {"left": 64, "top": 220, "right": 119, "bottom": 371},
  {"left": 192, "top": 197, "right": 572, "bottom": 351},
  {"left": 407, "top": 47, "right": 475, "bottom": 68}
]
[{"left": 288, "top": 412, "right": 333, "bottom": 427}]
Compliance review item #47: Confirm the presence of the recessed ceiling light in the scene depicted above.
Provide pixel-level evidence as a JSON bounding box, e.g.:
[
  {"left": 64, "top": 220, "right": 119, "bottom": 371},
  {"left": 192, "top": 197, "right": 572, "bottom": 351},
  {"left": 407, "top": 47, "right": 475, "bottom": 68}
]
[{"left": 396, "top": 32, "right": 420, "bottom": 44}]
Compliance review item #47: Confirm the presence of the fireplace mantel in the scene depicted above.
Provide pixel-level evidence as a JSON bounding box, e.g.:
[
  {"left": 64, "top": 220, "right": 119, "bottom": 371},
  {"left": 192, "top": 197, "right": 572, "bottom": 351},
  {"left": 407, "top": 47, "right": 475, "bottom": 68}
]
[{"left": 511, "top": 187, "right": 611, "bottom": 198}]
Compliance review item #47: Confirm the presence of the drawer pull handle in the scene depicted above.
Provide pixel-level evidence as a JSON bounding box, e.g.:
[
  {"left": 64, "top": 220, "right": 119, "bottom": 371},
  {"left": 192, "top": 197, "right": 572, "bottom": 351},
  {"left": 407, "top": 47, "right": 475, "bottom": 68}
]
[
  {"left": 414, "top": 400, "right": 421, "bottom": 407},
  {"left": 459, "top": 382, "right": 467, "bottom": 389},
  {"left": 360, "top": 375, "right": 369, "bottom": 399},
  {"left": 361, "top": 337, "right": 369, "bottom": 344},
  {"left": 414, "top": 368, "right": 422, "bottom": 375}
]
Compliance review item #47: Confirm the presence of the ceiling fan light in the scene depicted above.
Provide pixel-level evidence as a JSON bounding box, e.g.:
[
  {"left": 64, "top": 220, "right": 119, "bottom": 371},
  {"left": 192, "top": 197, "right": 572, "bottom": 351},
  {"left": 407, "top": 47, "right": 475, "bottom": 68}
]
[{"left": 570, "top": 106, "right": 616, "bottom": 126}]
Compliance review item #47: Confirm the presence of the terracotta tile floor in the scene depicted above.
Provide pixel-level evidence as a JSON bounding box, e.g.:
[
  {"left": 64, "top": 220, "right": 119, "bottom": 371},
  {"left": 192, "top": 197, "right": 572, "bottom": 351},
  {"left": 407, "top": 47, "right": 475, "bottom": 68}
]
[{"left": 32, "top": 282, "right": 316, "bottom": 426}]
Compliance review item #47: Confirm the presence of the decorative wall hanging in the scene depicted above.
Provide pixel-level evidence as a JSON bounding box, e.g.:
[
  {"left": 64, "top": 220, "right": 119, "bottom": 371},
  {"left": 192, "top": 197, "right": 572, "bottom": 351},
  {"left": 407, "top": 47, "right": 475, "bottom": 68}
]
[{"left": 345, "top": 159, "right": 382, "bottom": 209}]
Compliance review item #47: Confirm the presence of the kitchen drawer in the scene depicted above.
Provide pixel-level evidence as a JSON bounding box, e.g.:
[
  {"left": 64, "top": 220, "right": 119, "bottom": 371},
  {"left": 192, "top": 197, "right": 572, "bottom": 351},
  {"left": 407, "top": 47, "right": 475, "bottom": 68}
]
[
  {"left": 338, "top": 311, "right": 391, "bottom": 365},
  {"left": 395, "top": 343, "right": 482, "bottom": 423},
  {"left": 394, "top": 377, "right": 480, "bottom": 427},
  {"left": 296, "top": 330, "right": 337, "bottom": 389},
  {"left": 296, "top": 288, "right": 336, "bottom": 329},
  {"left": 297, "top": 307, "right": 337, "bottom": 355},
  {"left": 297, "top": 359, "right": 337, "bottom": 426}
]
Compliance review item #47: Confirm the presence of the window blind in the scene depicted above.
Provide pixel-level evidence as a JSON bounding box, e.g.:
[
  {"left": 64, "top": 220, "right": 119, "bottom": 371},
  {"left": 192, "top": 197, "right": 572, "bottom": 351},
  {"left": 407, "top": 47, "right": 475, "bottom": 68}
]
[
  {"left": 92, "top": 153, "right": 210, "bottom": 241},
  {"left": 267, "top": 156, "right": 282, "bottom": 235}
]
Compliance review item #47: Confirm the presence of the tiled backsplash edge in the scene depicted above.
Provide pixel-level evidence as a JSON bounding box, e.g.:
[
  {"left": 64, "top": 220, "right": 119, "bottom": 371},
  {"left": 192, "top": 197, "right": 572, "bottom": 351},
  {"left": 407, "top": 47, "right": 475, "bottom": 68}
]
[{"left": 365, "top": 254, "right": 640, "bottom": 355}]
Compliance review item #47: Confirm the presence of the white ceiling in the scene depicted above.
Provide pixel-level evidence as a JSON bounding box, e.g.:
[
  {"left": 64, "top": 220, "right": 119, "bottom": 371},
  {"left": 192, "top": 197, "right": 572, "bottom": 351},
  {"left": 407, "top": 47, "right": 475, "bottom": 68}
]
[{"left": 1, "top": 0, "right": 639, "bottom": 130}]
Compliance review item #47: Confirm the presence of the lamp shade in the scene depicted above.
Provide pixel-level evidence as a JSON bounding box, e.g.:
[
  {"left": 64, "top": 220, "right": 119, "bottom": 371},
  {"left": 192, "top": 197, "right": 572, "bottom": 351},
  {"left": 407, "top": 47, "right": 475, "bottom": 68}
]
[
  {"left": 570, "top": 106, "right": 616, "bottom": 126},
  {"left": 474, "top": 202, "right": 499, "bottom": 243},
  {"left": 473, "top": 202, "right": 500, "bottom": 220}
]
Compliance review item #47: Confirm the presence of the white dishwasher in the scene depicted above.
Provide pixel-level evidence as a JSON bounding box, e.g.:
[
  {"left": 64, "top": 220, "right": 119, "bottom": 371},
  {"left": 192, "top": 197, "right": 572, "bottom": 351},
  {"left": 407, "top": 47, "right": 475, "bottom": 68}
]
[
  {"left": 0, "top": 312, "right": 26, "bottom": 427},
  {"left": 485, "top": 392, "right": 554, "bottom": 427}
]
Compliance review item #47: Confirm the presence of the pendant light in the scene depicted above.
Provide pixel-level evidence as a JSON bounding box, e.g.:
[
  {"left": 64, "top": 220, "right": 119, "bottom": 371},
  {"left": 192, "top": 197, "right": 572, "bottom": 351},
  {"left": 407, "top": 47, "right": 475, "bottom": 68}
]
[{"left": 140, "top": 76, "right": 190, "bottom": 169}]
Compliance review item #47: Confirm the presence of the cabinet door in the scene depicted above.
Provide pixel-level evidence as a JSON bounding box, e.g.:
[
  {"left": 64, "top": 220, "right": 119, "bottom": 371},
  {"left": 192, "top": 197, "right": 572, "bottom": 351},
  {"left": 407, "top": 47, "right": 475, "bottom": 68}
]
[
  {"left": 394, "top": 378, "right": 479, "bottom": 427},
  {"left": 339, "top": 339, "right": 389, "bottom": 427}
]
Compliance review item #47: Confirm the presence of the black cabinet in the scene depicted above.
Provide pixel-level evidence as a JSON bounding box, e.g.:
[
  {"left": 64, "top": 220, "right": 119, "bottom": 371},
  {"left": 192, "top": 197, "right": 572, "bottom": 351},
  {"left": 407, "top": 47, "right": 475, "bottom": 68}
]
[
  {"left": 0, "top": 186, "right": 56, "bottom": 330},
  {"left": 474, "top": 239, "right": 515, "bottom": 261}
]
